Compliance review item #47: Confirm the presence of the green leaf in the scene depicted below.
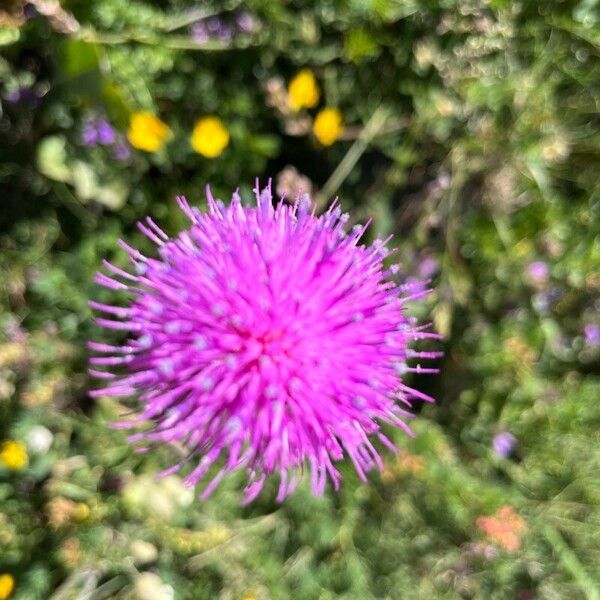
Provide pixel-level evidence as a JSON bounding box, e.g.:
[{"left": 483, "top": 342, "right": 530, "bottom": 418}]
[
  {"left": 0, "top": 26, "right": 20, "bottom": 46},
  {"left": 36, "top": 136, "right": 71, "bottom": 183},
  {"left": 72, "top": 160, "right": 98, "bottom": 201},
  {"left": 246, "top": 134, "right": 281, "bottom": 158},
  {"left": 60, "top": 39, "right": 100, "bottom": 77},
  {"left": 344, "top": 28, "right": 380, "bottom": 63}
]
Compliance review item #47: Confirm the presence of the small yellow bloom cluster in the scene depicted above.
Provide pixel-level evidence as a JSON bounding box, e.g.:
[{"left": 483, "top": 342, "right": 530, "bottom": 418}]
[
  {"left": 287, "top": 69, "right": 344, "bottom": 146},
  {"left": 0, "top": 441, "right": 28, "bottom": 470},
  {"left": 0, "top": 574, "right": 14, "bottom": 600},
  {"left": 124, "top": 72, "right": 342, "bottom": 157},
  {"left": 126, "top": 112, "right": 230, "bottom": 158}
]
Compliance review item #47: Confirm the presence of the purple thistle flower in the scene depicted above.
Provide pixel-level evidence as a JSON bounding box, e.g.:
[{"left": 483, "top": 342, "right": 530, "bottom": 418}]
[{"left": 89, "top": 182, "right": 439, "bottom": 503}]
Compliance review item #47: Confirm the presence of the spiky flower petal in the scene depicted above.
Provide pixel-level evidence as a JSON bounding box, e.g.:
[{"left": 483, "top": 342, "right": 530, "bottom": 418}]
[{"left": 89, "top": 182, "right": 439, "bottom": 502}]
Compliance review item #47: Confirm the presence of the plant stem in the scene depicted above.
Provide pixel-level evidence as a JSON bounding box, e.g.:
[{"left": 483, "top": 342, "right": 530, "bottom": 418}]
[
  {"left": 316, "top": 105, "right": 391, "bottom": 207},
  {"left": 542, "top": 524, "right": 600, "bottom": 600}
]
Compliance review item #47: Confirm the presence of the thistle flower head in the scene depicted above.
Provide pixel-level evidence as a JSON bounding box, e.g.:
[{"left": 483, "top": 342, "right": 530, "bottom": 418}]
[{"left": 89, "top": 182, "right": 439, "bottom": 503}]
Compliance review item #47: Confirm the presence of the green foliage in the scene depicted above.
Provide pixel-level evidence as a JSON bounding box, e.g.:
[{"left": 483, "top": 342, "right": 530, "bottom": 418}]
[{"left": 0, "top": 0, "right": 599, "bottom": 598}]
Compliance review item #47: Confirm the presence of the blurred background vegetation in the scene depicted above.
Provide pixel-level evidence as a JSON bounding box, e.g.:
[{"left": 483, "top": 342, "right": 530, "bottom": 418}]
[{"left": 0, "top": 1, "right": 599, "bottom": 598}]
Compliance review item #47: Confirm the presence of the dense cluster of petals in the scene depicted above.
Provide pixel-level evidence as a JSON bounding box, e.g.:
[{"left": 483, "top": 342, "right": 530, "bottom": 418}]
[{"left": 89, "top": 182, "right": 439, "bottom": 502}]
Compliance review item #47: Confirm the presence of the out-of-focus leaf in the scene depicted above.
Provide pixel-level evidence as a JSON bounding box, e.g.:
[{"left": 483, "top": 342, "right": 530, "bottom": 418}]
[
  {"left": 433, "top": 300, "right": 452, "bottom": 338},
  {"left": 102, "top": 80, "right": 132, "bottom": 129},
  {"left": 72, "top": 160, "right": 97, "bottom": 201},
  {"left": 37, "top": 136, "right": 71, "bottom": 183},
  {"left": 60, "top": 40, "right": 100, "bottom": 77},
  {"left": 373, "top": 0, "right": 419, "bottom": 21},
  {"left": 94, "top": 179, "right": 128, "bottom": 210},
  {"left": 344, "top": 28, "right": 380, "bottom": 63},
  {"left": 0, "top": 27, "right": 19, "bottom": 46},
  {"left": 246, "top": 134, "right": 281, "bottom": 158}
]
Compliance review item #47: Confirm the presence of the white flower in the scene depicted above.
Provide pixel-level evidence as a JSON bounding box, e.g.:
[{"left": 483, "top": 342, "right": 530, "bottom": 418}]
[
  {"left": 134, "top": 573, "right": 174, "bottom": 600},
  {"left": 25, "top": 425, "right": 53, "bottom": 455}
]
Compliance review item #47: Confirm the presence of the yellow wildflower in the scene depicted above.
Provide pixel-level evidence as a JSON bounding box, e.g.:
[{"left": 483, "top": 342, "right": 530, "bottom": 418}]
[
  {"left": 0, "top": 441, "right": 28, "bottom": 470},
  {"left": 313, "top": 107, "right": 344, "bottom": 146},
  {"left": 127, "top": 112, "right": 171, "bottom": 152},
  {"left": 190, "top": 116, "right": 230, "bottom": 158},
  {"left": 0, "top": 574, "right": 14, "bottom": 600},
  {"left": 73, "top": 502, "right": 90, "bottom": 522},
  {"left": 288, "top": 69, "right": 320, "bottom": 111}
]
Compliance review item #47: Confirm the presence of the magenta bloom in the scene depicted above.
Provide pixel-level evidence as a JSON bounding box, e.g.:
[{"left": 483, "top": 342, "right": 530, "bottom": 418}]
[{"left": 89, "top": 182, "right": 439, "bottom": 502}]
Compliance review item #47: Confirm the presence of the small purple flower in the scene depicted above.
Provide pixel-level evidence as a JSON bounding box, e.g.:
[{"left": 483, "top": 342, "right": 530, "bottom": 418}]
[
  {"left": 493, "top": 432, "right": 516, "bottom": 458},
  {"left": 24, "top": 4, "right": 39, "bottom": 19},
  {"left": 526, "top": 261, "right": 550, "bottom": 285},
  {"left": 404, "top": 276, "right": 430, "bottom": 297},
  {"left": 89, "top": 182, "right": 439, "bottom": 503},
  {"left": 206, "top": 17, "right": 222, "bottom": 34},
  {"left": 5, "top": 85, "right": 44, "bottom": 108},
  {"left": 217, "top": 25, "right": 234, "bottom": 42},
  {"left": 96, "top": 119, "right": 117, "bottom": 145},
  {"left": 192, "top": 15, "right": 241, "bottom": 43},
  {"left": 5, "top": 89, "right": 24, "bottom": 104},
  {"left": 113, "top": 138, "right": 132, "bottom": 161},
  {"left": 417, "top": 256, "right": 439, "bottom": 279},
  {"left": 236, "top": 11, "right": 256, "bottom": 33},
  {"left": 82, "top": 116, "right": 116, "bottom": 147},
  {"left": 532, "top": 286, "right": 563, "bottom": 314},
  {"left": 82, "top": 121, "right": 98, "bottom": 146},
  {"left": 584, "top": 324, "right": 600, "bottom": 348},
  {"left": 191, "top": 21, "right": 209, "bottom": 43}
]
